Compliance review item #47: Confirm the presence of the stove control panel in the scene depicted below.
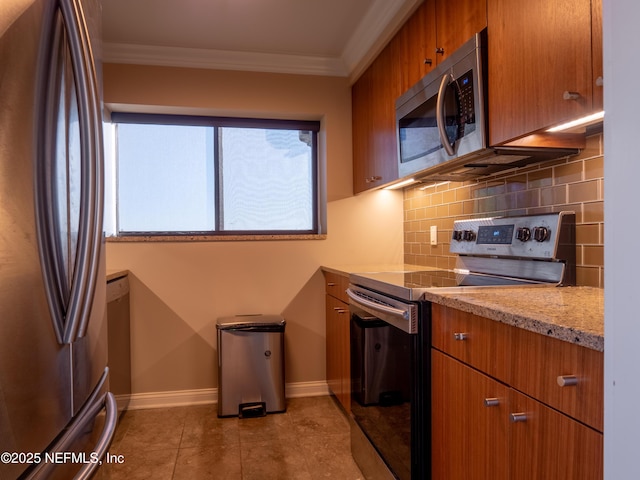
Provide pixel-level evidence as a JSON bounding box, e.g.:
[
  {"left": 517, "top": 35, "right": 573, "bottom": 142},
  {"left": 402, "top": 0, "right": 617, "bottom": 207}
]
[{"left": 450, "top": 212, "right": 575, "bottom": 259}]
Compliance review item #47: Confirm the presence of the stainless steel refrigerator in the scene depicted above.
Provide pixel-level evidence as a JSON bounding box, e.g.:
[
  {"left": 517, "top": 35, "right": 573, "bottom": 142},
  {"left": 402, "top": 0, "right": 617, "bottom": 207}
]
[{"left": 0, "top": 0, "right": 116, "bottom": 478}]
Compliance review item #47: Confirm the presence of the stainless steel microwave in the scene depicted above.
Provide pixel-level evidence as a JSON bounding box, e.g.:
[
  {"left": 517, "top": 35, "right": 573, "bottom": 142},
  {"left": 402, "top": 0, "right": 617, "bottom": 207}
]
[
  {"left": 395, "top": 30, "right": 580, "bottom": 182},
  {"left": 396, "top": 31, "right": 488, "bottom": 179}
]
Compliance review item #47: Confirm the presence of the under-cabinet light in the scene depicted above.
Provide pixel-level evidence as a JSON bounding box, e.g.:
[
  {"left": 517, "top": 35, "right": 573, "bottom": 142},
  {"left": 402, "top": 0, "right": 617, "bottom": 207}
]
[
  {"left": 384, "top": 178, "right": 417, "bottom": 190},
  {"left": 546, "top": 111, "right": 604, "bottom": 132}
]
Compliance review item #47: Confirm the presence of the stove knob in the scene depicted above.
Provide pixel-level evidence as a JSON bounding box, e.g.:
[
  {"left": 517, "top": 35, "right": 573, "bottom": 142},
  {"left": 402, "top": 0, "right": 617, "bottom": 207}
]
[
  {"left": 515, "top": 227, "right": 531, "bottom": 242},
  {"left": 463, "top": 230, "right": 476, "bottom": 242},
  {"left": 533, "top": 226, "right": 550, "bottom": 242},
  {"left": 452, "top": 230, "right": 463, "bottom": 241}
]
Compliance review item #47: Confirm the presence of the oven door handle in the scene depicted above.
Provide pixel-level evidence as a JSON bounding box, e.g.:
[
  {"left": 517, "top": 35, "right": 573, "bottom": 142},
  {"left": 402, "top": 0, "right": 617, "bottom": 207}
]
[
  {"left": 346, "top": 287, "right": 418, "bottom": 334},
  {"left": 346, "top": 288, "right": 409, "bottom": 319}
]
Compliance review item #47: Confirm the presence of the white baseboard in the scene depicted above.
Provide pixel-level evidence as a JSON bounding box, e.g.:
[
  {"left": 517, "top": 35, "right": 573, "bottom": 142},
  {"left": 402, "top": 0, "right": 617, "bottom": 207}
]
[{"left": 124, "top": 381, "right": 330, "bottom": 410}]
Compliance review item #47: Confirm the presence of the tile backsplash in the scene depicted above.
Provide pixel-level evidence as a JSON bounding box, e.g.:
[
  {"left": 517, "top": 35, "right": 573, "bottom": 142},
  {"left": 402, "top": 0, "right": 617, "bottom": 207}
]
[{"left": 403, "top": 133, "right": 604, "bottom": 288}]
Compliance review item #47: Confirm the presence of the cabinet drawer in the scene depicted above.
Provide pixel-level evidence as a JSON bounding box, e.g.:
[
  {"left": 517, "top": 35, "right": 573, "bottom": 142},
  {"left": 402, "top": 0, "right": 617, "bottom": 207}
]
[
  {"left": 510, "top": 327, "right": 603, "bottom": 432},
  {"left": 510, "top": 389, "right": 603, "bottom": 479},
  {"left": 324, "top": 271, "right": 349, "bottom": 303},
  {"left": 431, "top": 303, "right": 512, "bottom": 383}
]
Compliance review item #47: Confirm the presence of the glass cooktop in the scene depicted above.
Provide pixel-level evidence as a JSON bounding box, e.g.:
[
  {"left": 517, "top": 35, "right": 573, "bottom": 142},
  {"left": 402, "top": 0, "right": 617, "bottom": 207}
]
[
  {"left": 349, "top": 268, "right": 459, "bottom": 301},
  {"left": 349, "top": 266, "right": 546, "bottom": 301}
]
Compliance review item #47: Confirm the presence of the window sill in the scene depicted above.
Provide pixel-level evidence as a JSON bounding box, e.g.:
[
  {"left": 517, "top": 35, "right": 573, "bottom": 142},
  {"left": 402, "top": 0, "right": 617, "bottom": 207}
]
[{"left": 106, "top": 233, "right": 327, "bottom": 243}]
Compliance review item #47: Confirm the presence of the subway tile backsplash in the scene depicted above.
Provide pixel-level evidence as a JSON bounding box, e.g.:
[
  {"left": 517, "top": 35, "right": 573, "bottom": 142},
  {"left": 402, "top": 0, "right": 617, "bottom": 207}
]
[{"left": 403, "top": 133, "right": 604, "bottom": 288}]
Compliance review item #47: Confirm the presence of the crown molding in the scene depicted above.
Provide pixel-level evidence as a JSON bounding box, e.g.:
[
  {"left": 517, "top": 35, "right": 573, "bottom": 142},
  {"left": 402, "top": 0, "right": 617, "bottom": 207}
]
[
  {"left": 103, "top": 42, "right": 349, "bottom": 77},
  {"left": 343, "top": 0, "right": 423, "bottom": 83},
  {"left": 102, "top": 0, "right": 421, "bottom": 79}
]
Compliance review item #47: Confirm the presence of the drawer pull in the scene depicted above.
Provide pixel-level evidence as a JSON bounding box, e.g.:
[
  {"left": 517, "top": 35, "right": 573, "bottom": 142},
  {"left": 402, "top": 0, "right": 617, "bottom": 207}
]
[
  {"left": 453, "top": 332, "right": 468, "bottom": 341},
  {"left": 510, "top": 413, "right": 527, "bottom": 423},
  {"left": 484, "top": 398, "right": 500, "bottom": 407},
  {"left": 563, "top": 91, "right": 581, "bottom": 100},
  {"left": 557, "top": 375, "right": 579, "bottom": 387},
  {"left": 327, "top": 282, "right": 337, "bottom": 286}
]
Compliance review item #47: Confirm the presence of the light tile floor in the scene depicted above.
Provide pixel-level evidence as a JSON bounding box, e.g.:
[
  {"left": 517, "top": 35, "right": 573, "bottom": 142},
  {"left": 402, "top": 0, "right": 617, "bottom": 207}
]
[{"left": 100, "top": 396, "right": 365, "bottom": 479}]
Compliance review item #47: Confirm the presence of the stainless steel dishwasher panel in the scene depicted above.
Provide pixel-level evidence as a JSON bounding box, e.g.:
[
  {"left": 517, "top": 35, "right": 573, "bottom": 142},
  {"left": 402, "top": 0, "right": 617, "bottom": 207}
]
[{"left": 216, "top": 315, "right": 286, "bottom": 417}]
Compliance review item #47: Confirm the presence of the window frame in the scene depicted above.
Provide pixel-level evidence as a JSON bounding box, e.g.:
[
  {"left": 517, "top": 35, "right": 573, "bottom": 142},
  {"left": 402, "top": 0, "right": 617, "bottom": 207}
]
[{"left": 110, "top": 112, "right": 322, "bottom": 239}]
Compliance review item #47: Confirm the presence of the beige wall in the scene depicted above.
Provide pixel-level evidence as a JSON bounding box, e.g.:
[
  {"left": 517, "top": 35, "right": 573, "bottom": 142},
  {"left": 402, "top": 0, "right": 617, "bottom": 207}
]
[{"left": 103, "top": 64, "right": 404, "bottom": 394}]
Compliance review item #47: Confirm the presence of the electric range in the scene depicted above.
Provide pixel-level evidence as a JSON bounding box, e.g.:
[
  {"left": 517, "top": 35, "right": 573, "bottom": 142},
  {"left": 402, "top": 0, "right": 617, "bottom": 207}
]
[{"left": 347, "top": 211, "right": 576, "bottom": 480}]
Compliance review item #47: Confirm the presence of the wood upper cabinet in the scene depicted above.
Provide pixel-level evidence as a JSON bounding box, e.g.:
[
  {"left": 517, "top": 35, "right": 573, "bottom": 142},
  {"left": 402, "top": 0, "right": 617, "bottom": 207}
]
[
  {"left": 592, "top": 0, "right": 603, "bottom": 111},
  {"left": 352, "top": 1, "right": 433, "bottom": 194},
  {"left": 487, "top": 0, "right": 598, "bottom": 145},
  {"left": 431, "top": 303, "right": 603, "bottom": 479},
  {"left": 324, "top": 272, "right": 351, "bottom": 411},
  {"left": 352, "top": 52, "right": 398, "bottom": 193},
  {"left": 435, "top": 0, "right": 488, "bottom": 62},
  {"left": 352, "top": 0, "right": 487, "bottom": 193},
  {"left": 398, "top": 0, "right": 437, "bottom": 92}
]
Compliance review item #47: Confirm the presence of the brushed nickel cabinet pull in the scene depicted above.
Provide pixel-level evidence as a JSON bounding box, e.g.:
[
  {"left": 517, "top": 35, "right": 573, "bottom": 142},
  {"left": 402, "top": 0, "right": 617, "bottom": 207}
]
[
  {"left": 365, "top": 176, "right": 382, "bottom": 183},
  {"left": 435, "top": 47, "right": 445, "bottom": 55},
  {"left": 484, "top": 398, "right": 500, "bottom": 407},
  {"left": 453, "top": 332, "right": 468, "bottom": 341},
  {"left": 557, "top": 375, "right": 579, "bottom": 387},
  {"left": 424, "top": 58, "right": 433, "bottom": 66},
  {"left": 563, "top": 91, "right": 581, "bottom": 100},
  {"left": 510, "top": 413, "right": 527, "bottom": 423}
]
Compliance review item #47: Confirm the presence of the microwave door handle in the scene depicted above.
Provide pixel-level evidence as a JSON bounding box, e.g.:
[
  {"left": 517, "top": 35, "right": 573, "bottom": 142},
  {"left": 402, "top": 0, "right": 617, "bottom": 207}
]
[{"left": 436, "top": 73, "right": 456, "bottom": 156}]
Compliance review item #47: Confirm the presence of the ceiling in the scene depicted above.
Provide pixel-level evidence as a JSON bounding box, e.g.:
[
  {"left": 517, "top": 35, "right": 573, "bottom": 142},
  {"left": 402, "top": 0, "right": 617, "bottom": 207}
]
[{"left": 101, "top": 0, "right": 421, "bottom": 82}]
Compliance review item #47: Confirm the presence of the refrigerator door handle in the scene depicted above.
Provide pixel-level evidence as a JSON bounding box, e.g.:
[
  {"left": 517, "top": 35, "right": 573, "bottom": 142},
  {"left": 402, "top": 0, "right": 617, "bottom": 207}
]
[
  {"left": 24, "top": 391, "right": 117, "bottom": 480},
  {"left": 74, "top": 392, "right": 117, "bottom": 480},
  {"left": 65, "top": 0, "right": 104, "bottom": 341},
  {"left": 57, "top": 0, "right": 103, "bottom": 344},
  {"left": 22, "top": 367, "right": 117, "bottom": 480}
]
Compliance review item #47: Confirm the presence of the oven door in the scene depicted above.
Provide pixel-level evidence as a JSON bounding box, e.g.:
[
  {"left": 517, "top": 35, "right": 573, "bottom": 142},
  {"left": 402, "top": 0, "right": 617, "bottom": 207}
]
[{"left": 347, "top": 285, "right": 429, "bottom": 480}]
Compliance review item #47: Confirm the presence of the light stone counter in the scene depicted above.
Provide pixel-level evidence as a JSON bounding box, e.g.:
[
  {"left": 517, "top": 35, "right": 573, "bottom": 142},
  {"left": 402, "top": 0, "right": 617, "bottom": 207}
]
[
  {"left": 423, "top": 286, "right": 604, "bottom": 352},
  {"left": 321, "top": 265, "right": 604, "bottom": 352}
]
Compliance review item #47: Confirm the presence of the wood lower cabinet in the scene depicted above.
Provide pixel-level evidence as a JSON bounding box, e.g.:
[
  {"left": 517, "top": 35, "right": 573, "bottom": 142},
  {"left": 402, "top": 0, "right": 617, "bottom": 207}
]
[
  {"left": 432, "top": 349, "right": 510, "bottom": 480},
  {"left": 509, "top": 389, "right": 603, "bottom": 479},
  {"left": 431, "top": 303, "right": 603, "bottom": 479},
  {"left": 324, "top": 272, "right": 350, "bottom": 411}
]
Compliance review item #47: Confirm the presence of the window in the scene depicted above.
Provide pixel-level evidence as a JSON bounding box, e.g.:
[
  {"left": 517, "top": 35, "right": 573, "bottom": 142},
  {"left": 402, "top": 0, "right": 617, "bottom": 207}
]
[{"left": 110, "top": 113, "right": 321, "bottom": 237}]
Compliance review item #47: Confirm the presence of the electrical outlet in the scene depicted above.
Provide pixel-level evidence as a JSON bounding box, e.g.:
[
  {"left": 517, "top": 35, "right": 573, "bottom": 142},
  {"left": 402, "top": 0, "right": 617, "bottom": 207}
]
[{"left": 430, "top": 225, "right": 437, "bottom": 246}]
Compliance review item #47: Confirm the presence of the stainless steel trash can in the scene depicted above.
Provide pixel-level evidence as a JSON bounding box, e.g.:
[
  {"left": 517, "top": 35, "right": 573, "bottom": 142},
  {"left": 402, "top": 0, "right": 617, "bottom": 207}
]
[{"left": 216, "top": 314, "right": 286, "bottom": 418}]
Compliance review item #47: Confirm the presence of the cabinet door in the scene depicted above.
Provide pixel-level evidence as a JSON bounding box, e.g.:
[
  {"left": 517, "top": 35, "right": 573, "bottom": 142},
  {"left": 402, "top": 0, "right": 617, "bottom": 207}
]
[
  {"left": 352, "top": 66, "right": 374, "bottom": 193},
  {"left": 352, "top": 47, "right": 400, "bottom": 193},
  {"left": 487, "top": 0, "right": 593, "bottom": 145},
  {"left": 435, "top": 0, "right": 487, "bottom": 63},
  {"left": 592, "top": 0, "right": 603, "bottom": 111},
  {"left": 325, "top": 294, "right": 350, "bottom": 411},
  {"left": 509, "top": 389, "right": 603, "bottom": 479},
  {"left": 432, "top": 350, "right": 510, "bottom": 480},
  {"left": 397, "top": 0, "right": 437, "bottom": 91}
]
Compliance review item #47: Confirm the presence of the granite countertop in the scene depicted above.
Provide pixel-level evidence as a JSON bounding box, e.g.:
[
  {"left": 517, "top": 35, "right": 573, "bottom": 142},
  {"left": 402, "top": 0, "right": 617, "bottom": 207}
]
[
  {"left": 423, "top": 286, "right": 604, "bottom": 352},
  {"left": 321, "top": 264, "right": 604, "bottom": 352}
]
